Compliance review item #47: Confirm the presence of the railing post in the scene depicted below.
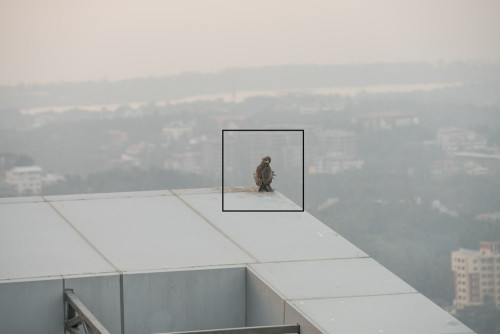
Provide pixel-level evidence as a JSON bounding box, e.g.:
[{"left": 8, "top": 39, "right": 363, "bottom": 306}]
[{"left": 64, "top": 289, "right": 110, "bottom": 334}]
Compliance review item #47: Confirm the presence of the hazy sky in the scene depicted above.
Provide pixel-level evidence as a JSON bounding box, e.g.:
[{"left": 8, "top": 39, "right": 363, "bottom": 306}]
[{"left": 1, "top": 0, "right": 499, "bottom": 85}]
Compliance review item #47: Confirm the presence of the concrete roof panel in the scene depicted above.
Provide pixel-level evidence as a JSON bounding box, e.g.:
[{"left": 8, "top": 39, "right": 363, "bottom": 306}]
[
  {"left": 288, "top": 294, "right": 473, "bottom": 334},
  {"left": 176, "top": 190, "right": 367, "bottom": 262},
  {"left": 250, "top": 258, "right": 416, "bottom": 300},
  {"left": 0, "top": 202, "right": 115, "bottom": 280},
  {"left": 51, "top": 195, "right": 255, "bottom": 271}
]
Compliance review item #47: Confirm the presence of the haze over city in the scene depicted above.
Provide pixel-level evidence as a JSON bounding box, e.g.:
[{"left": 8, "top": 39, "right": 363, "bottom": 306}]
[{"left": 1, "top": 0, "right": 500, "bottom": 85}]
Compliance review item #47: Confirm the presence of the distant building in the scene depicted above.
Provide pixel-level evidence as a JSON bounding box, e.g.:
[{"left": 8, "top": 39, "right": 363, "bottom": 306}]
[
  {"left": 453, "top": 151, "right": 500, "bottom": 175},
  {"left": 307, "top": 129, "right": 364, "bottom": 174},
  {"left": 451, "top": 241, "right": 500, "bottom": 309},
  {"left": 431, "top": 128, "right": 500, "bottom": 177},
  {"left": 5, "top": 166, "right": 43, "bottom": 196},
  {"left": 351, "top": 111, "right": 419, "bottom": 131},
  {"left": 437, "top": 127, "right": 487, "bottom": 153},
  {"left": 309, "top": 155, "right": 364, "bottom": 175},
  {"left": 462, "top": 160, "right": 490, "bottom": 175}
]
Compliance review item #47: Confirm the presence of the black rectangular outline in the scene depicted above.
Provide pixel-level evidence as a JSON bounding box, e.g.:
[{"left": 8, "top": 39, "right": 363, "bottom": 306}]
[{"left": 222, "top": 129, "right": 305, "bottom": 212}]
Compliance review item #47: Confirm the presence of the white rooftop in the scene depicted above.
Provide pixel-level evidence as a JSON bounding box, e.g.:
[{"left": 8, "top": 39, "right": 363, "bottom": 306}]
[
  {"left": 0, "top": 188, "right": 473, "bottom": 334},
  {"left": 8, "top": 165, "right": 43, "bottom": 174},
  {"left": 454, "top": 248, "right": 480, "bottom": 256}
]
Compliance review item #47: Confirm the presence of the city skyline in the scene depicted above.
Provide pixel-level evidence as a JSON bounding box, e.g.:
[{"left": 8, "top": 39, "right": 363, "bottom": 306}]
[{"left": 1, "top": 0, "right": 500, "bottom": 85}]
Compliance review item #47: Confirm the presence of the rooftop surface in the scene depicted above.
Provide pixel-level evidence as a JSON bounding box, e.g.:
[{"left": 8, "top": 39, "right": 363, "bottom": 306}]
[
  {"left": 7, "top": 165, "right": 43, "bottom": 173},
  {"left": 454, "top": 248, "right": 480, "bottom": 256},
  {"left": 0, "top": 188, "right": 473, "bottom": 334}
]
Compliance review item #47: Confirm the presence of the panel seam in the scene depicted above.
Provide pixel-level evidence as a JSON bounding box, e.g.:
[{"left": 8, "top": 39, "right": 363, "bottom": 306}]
[
  {"left": 43, "top": 196, "right": 120, "bottom": 273},
  {"left": 170, "top": 190, "right": 259, "bottom": 263}
]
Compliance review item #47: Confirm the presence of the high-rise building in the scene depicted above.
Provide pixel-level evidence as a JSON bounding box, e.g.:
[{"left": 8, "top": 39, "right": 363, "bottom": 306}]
[
  {"left": 452, "top": 241, "right": 500, "bottom": 309},
  {"left": 1, "top": 188, "right": 473, "bottom": 333}
]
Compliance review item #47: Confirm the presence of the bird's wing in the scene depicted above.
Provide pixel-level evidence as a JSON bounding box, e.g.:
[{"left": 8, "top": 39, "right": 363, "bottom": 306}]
[
  {"left": 261, "top": 165, "right": 273, "bottom": 185},
  {"left": 254, "top": 166, "right": 262, "bottom": 186}
]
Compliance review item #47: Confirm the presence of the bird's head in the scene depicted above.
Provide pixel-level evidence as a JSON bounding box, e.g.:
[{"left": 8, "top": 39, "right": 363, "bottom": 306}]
[{"left": 262, "top": 156, "right": 271, "bottom": 164}]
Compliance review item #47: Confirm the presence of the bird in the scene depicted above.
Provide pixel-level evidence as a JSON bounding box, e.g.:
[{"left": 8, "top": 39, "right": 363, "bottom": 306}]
[{"left": 254, "top": 156, "right": 275, "bottom": 192}]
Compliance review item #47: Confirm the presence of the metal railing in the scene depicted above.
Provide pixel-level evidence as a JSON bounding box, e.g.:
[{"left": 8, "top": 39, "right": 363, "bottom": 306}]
[
  {"left": 63, "top": 289, "right": 298, "bottom": 334},
  {"left": 64, "top": 290, "right": 110, "bottom": 334},
  {"left": 162, "top": 324, "right": 300, "bottom": 334}
]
